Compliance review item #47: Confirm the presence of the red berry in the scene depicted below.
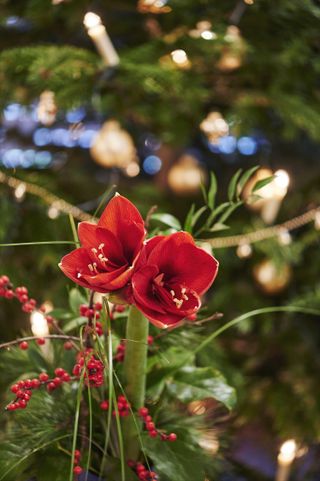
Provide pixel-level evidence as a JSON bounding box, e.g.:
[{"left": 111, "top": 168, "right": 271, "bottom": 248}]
[
  {"left": 19, "top": 294, "right": 29, "bottom": 303},
  {"left": 62, "top": 373, "right": 71, "bottom": 382},
  {"left": 10, "top": 384, "right": 19, "bottom": 393},
  {"left": 115, "top": 304, "right": 126, "bottom": 313},
  {"left": 139, "top": 407, "right": 149, "bottom": 417},
  {"left": 127, "top": 460, "right": 135, "bottom": 468},
  {"left": 95, "top": 302, "right": 102, "bottom": 311},
  {"left": 5, "top": 290, "right": 14, "bottom": 299},
  {"left": 149, "top": 430, "right": 158, "bottom": 438},
  {"left": 45, "top": 315, "right": 54, "bottom": 324},
  {"left": 74, "top": 449, "right": 81, "bottom": 459},
  {"left": 47, "top": 382, "right": 56, "bottom": 392},
  {"left": 19, "top": 341, "right": 29, "bottom": 350},
  {"left": 0, "top": 275, "right": 9, "bottom": 285},
  {"left": 24, "top": 379, "right": 33, "bottom": 388},
  {"left": 7, "top": 403, "right": 16, "bottom": 411},
  {"left": 147, "top": 335, "right": 154, "bottom": 345},
  {"left": 54, "top": 367, "right": 65, "bottom": 377},
  {"left": 32, "top": 379, "right": 41, "bottom": 388},
  {"left": 100, "top": 400, "right": 109, "bottom": 411},
  {"left": 64, "top": 341, "right": 73, "bottom": 350},
  {"left": 53, "top": 377, "right": 62, "bottom": 387},
  {"left": 39, "top": 372, "right": 49, "bottom": 382},
  {"left": 18, "top": 399, "right": 27, "bottom": 409},
  {"left": 73, "top": 466, "right": 83, "bottom": 475},
  {"left": 168, "top": 433, "right": 177, "bottom": 441},
  {"left": 146, "top": 422, "right": 155, "bottom": 431},
  {"left": 36, "top": 338, "right": 46, "bottom": 345}
]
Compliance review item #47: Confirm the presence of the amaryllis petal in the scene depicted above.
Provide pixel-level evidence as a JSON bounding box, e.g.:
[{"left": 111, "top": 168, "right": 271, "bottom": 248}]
[
  {"left": 132, "top": 265, "right": 167, "bottom": 315},
  {"left": 82, "top": 265, "right": 134, "bottom": 291},
  {"left": 148, "top": 232, "right": 218, "bottom": 295},
  {"left": 59, "top": 248, "right": 107, "bottom": 291},
  {"left": 98, "top": 194, "right": 145, "bottom": 236}
]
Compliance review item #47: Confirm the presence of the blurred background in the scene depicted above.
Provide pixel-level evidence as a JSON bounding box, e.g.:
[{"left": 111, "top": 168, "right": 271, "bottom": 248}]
[{"left": 0, "top": 0, "right": 320, "bottom": 479}]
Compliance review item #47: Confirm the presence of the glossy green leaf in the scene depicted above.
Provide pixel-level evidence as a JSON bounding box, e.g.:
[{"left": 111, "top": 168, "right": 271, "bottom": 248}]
[
  {"left": 68, "top": 288, "right": 87, "bottom": 315},
  {"left": 237, "top": 165, "right": 259, "bottom": 193},
  {"left": 63, "top": 316, "right": 87, "bottom": 333},
  {"left": 252, "top": 175, "right": 275, "bottom": 192},
  {"left": 167, "top": 366, "right": 236, "bottom": 409},
  {"left": 184, "top": 203, "right": 195, "bottom": 232},
  {"left": 151, "top": 213, "right": 182, "bottom": 231}
]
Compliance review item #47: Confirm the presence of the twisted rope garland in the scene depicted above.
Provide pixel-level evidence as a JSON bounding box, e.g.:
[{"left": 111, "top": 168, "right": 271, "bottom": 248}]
[{"left": 0, "top": 171, "right": 318, "bottom": 248}]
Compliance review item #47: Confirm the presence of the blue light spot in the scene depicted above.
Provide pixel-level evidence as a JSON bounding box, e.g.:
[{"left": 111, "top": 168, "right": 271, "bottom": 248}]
[
  {"left": 237, "top": 136, "right": 258, "bottom": 156},
  {"left": 218, "top": 135, "right": 237, "bottom": 154},
  {"left": 22, "top": 149, "right": 36, "bottom": 168},
  {"left": 51, "top": 128, "right": 68, "bottom": 147},
  {"left": 144, "top": 134, "right": 161, "bottom": 151},
  {"left": 35, "top": 151, "right": 52, "bottom": 168},
  {"left": 142, "top": 155, "right": 162, "bottom": 175},
  {"left": 33, "top": 128, "right": 52, "bottom": 146},
  {"left": 78, "top": 129, "right": 98, "bottom": 149},
  {"left": 3, "top": 103, "right": 22, "bottom": 122},
  {"left": 2, "top": 149, "right": 24, "bottom": 168},
  {"left": 66, "top": 107, "right": 86, "bottom": 123}
]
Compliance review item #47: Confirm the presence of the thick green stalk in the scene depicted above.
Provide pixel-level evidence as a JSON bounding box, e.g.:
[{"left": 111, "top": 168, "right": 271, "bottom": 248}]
[{"left": 123, "top": 305, "right": 149, "bottom": 460}]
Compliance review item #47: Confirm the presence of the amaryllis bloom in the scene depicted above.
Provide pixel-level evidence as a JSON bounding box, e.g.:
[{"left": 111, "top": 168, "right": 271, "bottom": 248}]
[
  {"left": 59, "top": 194, "right": 145, "bottom": 293},
  {"left": 131, "top": 232, "right": 219, "bottom": 328}
]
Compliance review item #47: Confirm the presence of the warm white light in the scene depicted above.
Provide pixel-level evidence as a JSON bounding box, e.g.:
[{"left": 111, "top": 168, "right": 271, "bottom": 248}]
[
  {"left": 83, "top": 12, "right": 101, "bottom": 29},
  {"left": 48, "top": 205, "right": 60, "bottom": 219},
  {"left": 278, "top": 229, "right": 292, "bottom": 245},
  {"left": 236, "top": 243, "right": 252, "bottom": 258},
  {"left": 14, "top": 182, "right": 26, "bottom": 201},
  {"left": 201, "top": 30, "right": 216, "bottom": 40},
  {"left": 278, "top": 439, "right": 297, "bottom": 464},
  {"left": 274, "top": 169, "right": 290, "bottom": 191},
  {"left": 125, "top": 162, "right": 140, "bottom": 177},
  {"left": 315, "top": 210, "right": 320, "bottom": 230},
  {"left": 30, "top": 311, "right": 49, "bottom": 337},
  {"left": 171, "top": 49, "right": 188, "bottom": 65}
]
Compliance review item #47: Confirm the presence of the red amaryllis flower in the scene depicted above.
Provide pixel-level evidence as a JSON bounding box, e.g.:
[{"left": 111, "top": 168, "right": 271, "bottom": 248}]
[
  {"left": 131, "top": 232, "right": 219, "bottom": 328},
  {"left": 59, "top": 195, "right": 145, "bottom": 293}
]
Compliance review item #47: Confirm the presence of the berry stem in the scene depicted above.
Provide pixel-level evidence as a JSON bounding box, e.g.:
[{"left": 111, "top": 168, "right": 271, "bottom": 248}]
[
  {"left": 0, "top": 334, "right": 80, "bottom": 350},
  {"left": 123, "top": 305, "right": 149, "bottom": 460}
]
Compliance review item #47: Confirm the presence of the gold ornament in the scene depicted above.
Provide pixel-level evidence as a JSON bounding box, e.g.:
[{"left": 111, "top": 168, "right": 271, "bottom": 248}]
[
  {"left": 167, "top": 154, "right": 207, "bottom": 195},
  {"left": 137, "top": 0, "right": 172, "bottom": 14},
  {"left": 217, "top": 26, "right": 245, "bottom": 71},
  {"left": 253, "top": 259, "right": 291, "bottom": 295},
  {"left": 37, "top": 91, "right": 57, "bottom": 126},
  {"left": 242, "top": 168, "right": 290, "bottom": 224},
  {"left": 200, "top": 111, "right": 229, "bottom": 144},
  {"left": 90, "top": 120, "right": 138, "bottom": 169}
]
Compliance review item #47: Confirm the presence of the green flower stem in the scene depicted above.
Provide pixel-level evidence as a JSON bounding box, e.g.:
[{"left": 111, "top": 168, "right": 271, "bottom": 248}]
[{"left": 123, "top": 305, "right": 149, "bottom": 460}]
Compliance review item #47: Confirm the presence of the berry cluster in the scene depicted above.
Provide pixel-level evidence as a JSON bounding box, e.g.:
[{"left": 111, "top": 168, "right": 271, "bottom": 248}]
[
  {"left": 127, "top": 461, "right": 158, "bottom": 481},
  {"left": 138, "top": 407, "right": 177, "bottom": 441},
  {"left": 6, "top": 369, "right": 71, "bottom": 411},
  {"left": 99, "top": 395, "right": 131, "bottom": 417},
  {"left": 73, "top": 449, "right": 83, "bottom": 477},
  {"left": 73, "top": 349, "right": 104, "bottom": 387}
]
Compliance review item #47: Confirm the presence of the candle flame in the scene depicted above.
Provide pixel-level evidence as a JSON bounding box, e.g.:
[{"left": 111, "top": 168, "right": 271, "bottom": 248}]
[
  {"left": 30, "top": 311, "right": 49, "bottom": 337},
  {"left": 83, "top": 12, "right": 102, "bottom": 29}
]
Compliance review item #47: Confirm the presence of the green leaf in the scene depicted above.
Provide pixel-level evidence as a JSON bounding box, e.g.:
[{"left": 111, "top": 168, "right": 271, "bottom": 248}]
[
  {"left": 238, "top": 165, "right": 259, "bottom": 194},
  {"left": 217, "top": 201, "right": 243, "bottom": 226},
  {"left": 184, "top": 204, "right": 195, "bottom": 232},
  {"left": 200, "top": 183, "right": 207, "bottom": 204},
  {"left": 252, "top": 175, "right": 275, "bottom": 192},
  {"left": 209, "top": 223, "right": 230, "bottom": 232},
  {"left": 151, "top": 213, "right": 182, "bottom": 231},
  {"left": 144, "top": 436, "right": 208, "bottom": 481},
  {"left": 68, "top": 288, "right": 87, "bottom": 315},
  {"left": 167, "top": 366, "right": 236, "bottom": 409},
  {"left": 204, "top": 202, "right": 230, "bottom": 230},
  {"left": 228, "top": 169, "right": 242, "bottom": 202},
  {"left": 191, "top": 206, "right": 207, "bottom": 229},
  {"left": 63, "top": 316, "right": 87, "bottom": 333},
  {"left": 27, "top": 348, "right": 49, "bottom": 372},
  {"left": 207, "top": 171, "right": 217, "bottom": 209}
]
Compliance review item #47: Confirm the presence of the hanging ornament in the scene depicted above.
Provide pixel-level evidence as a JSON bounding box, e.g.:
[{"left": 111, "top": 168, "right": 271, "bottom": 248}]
[
  {"left": 37, "top": 91, "right": 57, "bottom": 126},
  {"left": 167, "top": 154, "right": 207, "bottom": 195},
  {"left": 200, "top": 111, "right": 229, "bottom": 145},
  {"left": 137, "top": 0, "right": 171, "bottom": 14},
  {"left": 242, "top": 168, "right": 290, "bottom": 224},
  {"left": 217, "top": 26, "right": 245, "bottom": 72},
  {"left": 189, "top": 21, "right": 216, "bottom": 40},
  {"left": 253, "top": 259, "right": 291, "bottom": 295},
  {"left": 90, "top": 120, "right": 138, "bottom": 169}
]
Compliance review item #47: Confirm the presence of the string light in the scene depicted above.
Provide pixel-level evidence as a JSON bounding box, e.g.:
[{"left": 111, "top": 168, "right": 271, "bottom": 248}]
[
  {"left": 0, "top": 172, "right": 318, "bottom": 249},
  {"left": 47, "top": 204, "right": 60, "bottom": 219},
  {"left": 236, "top": 242, "right": 252, "bottom": 258},
  {"left": 14, "top": 182, "right": 27, "bottom": 202},
  {"left": 30, "top": 311, "right": 49, "bottom": 338}
]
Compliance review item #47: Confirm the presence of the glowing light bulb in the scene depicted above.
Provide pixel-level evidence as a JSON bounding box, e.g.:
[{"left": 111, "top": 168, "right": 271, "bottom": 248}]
[
  {"left": 274, "top": 169, "right": 290, "bottom": 191},
  {"left": 83, "top": 12, "right": 101, "bottom": 29},
  {"left": 125, "top": 162, "right": 140, "bottom": 177},
  {"left": 30, "top": 311, "right": 49, "bottom": 337},
  {"left": 278, "top": 439, "right": 297, "bottom": 464}
]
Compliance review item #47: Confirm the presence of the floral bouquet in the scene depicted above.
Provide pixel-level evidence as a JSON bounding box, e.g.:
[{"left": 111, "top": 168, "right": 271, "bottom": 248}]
[{"left": 0, "top": 172, "right": 313, "bottom": 481}]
